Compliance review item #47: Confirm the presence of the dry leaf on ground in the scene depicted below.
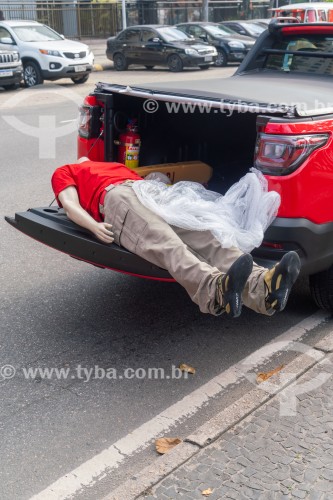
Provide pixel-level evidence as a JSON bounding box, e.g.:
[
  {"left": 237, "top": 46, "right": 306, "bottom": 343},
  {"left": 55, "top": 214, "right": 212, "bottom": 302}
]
[
  {"left": 155, "top": 437, "right": 182, "bottom": 454},
  {"left": 202, "top": 487, "right": 213, "bottom": 496},
  {"left": 256, "top": 365, "right": 284, "bottom": 384},
  {"left": 179, "top": 363, "right": 196, "bottom": 374}
]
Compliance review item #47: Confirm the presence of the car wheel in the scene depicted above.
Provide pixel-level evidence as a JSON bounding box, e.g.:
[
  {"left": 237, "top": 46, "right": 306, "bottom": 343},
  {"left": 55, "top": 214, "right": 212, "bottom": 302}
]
[
  {"left": 3, "top": 83, "right": 20, "bottom": 91},
  {"left": 71, "top": 74, "right": 90, "bottom": 84},
  {"left": 113, "top": 53, "right": 128, "bottom": 71},
  {"left": 168, "top": 54, "right": 183, "bottom": 72},
  {"left": 309, "top": 266, "right": 333, "bottom": 312},
  {"left": 199, "top": 65, "right": 210, "bottom": 70},
  {"left": 145, "top": 65, "right": 154, "bottom": 70},
  {"left": 215, "top": 50, "right": 228, "bottom": 67},
  {"left": 24, "top": 61, "right": 44, "bottom": 87}
]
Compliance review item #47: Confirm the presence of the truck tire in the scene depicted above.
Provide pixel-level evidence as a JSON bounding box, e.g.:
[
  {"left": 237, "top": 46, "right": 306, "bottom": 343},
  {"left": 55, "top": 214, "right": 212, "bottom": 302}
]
[
  {"left": 215, "top": 50, "right": 228, "bottom": 67},
  {"left": 309, "top": 266, "right": 333, "bottom": 312},
  {"left": 71, "top": 74, "right": 89, "bottom": 84},
  {"left": 168, "top": 54, "right": 183, "bottom": 72},
  {"left": 24, "top": 61, "right": 44, "bottom": 87},
  {"left": 113, "top": 53, "right": 128, "bottom": 71}
]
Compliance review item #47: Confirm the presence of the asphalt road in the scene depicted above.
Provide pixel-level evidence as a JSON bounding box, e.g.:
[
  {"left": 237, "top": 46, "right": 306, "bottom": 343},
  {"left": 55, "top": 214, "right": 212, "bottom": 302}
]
[{"left": 0, "top": 68, "right": 331, "bottom": 500}]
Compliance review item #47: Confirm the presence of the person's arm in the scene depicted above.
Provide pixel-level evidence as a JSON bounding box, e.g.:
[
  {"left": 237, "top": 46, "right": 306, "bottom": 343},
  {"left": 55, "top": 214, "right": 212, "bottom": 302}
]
[{"left": 58, "top": 186, "right": 114, "bottom": 244}]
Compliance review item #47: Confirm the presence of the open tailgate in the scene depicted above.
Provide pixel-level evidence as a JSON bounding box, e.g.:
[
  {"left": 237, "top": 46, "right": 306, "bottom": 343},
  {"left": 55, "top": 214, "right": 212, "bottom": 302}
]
[{"left": 5, "top": 207, "right": 173, "bottom": 281}]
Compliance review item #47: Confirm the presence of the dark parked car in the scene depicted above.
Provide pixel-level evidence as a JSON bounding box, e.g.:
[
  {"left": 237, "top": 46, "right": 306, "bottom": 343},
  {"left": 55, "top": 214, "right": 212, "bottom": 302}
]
[
  {"left": 176, "top": 22, "right": 255, "bottom": 66},
  {"left": 220, "top": 20, "right": 267, "bottom": 39},
  {"left": 106, "top": 25, "right": 217, "bottom": 72}
]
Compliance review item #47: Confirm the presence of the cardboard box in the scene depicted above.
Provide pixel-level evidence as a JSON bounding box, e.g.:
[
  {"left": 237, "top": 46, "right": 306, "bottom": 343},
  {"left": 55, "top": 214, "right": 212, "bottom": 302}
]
[{"left": 134, "top": 161, "right": 213, "bottom": 184}]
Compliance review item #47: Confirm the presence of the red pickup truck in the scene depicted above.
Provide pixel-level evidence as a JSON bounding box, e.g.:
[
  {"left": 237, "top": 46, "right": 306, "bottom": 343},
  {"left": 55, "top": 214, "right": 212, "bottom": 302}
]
[{"left": 6, "top": 21, "right": 333, "bottom": 312}]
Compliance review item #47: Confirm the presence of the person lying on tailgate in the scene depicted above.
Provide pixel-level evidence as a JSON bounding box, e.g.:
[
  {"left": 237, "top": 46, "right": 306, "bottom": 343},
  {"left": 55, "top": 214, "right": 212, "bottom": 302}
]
[{"left": 51, "top": 158, "right": 301, "bottom": 319}]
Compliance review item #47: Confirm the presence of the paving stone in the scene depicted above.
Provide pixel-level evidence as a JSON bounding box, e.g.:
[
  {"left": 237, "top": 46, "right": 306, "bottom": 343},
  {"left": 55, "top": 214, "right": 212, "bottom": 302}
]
[
  {"left": 291, "top": 489, "right": 308, "bottom": 499},
  {"left": 225, "top": 447, "right": 243, "bottom": 459},
  {"left": 245, "top": 479, "right": 265, "bottom": 491},
  {"left": 210, "top": 450, "right": 228, "bottom": 462},
  {"left": 307, "top": 492, "right": 323, "bottom": 500},
  {"left": 320, "top": 455, "right": 333, "bottom": 467},
  {"left": 303, "top": 467, "right": 321, "bottom": 483},
  {"left": 290, "top": 470, "right": 305, "bottom": 483},
  {"left": 280, "top": 486, "right": 291, "bottom": 495},
  {"left": 311, "top": 460, "right": 323, "bottom": 469},
  {"left": 242, "top": 467, "right": 257, "bottom": 478},
  {"left": 202, "top": 457, "right": 215, "bottom": 466},
  {"left": 236, "top": 456, "right": 253, "bottom": 468},
  {"left": 245, "top": 490, "right": 263, "bottom": 500},
  {"left": 241, "top": 449, "right": 256, "bottom": 463},
  {"left": 315, "top": 480, "right": 333, "bottom": 493},
  {"left": 158, "top": 478, "right": 177, "bottom": 489},
  {"left": 224, "top": 490, "right": 240, "bottom": 499},
  {"left": 258, "top": 492, "right": 276, "bottom": 500},
  {"left": 298, "top": 482, "right": 313, "bottom": 492},
  {"left": 270, "top": 467, "right": 291, "bottom": 481},
  {"left": 196, "top": 465, "right": 210, "bottom": 474},
  {"left": 262, "top": 464, "right": 278, "bottom": 473}
]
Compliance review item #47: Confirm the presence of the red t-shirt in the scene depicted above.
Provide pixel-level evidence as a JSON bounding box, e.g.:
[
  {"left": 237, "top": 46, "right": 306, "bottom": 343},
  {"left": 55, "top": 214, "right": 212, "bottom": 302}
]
[{"left": 51, "top": 161, "right": 143, "bottom": 222}]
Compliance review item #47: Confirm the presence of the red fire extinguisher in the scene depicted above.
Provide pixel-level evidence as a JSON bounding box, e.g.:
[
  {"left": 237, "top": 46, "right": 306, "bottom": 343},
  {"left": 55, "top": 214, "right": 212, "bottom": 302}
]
[{"left": 116, "top": 119, "right": 141, "bottom": 169}]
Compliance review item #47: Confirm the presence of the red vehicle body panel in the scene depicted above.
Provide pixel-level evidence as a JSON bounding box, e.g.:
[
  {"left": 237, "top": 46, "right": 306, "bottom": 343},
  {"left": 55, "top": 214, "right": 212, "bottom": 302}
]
[{"left": 264, "top": 119, "right": 333, "bottom": 223}]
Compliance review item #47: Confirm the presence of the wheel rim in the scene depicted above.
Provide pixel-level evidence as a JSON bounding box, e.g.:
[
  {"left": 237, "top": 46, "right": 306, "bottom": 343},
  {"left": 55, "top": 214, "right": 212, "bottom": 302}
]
[
  {"left": 216, "top": 52, "right": 226, "bottom": 66},
  {"left": 169, "top": 56, "right": 179, "bottom": 70},
  {"left": 24, "top": 65, "right": 37, "bottom": 86},
  {"left": 115, "top": 55, "right": 124, "bottom": 69}
]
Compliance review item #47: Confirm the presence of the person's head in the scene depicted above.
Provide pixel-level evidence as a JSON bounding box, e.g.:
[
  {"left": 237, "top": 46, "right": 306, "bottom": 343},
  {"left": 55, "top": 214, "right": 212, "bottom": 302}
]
[{"left": 0, "top": 11, "right": 5, "bottom": 21}]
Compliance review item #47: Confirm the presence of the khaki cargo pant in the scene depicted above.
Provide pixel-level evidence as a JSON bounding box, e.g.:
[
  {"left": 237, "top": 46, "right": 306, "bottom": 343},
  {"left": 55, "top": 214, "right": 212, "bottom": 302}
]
[{"left": 103, "top": 183, "right": 271, "bottom": 316}]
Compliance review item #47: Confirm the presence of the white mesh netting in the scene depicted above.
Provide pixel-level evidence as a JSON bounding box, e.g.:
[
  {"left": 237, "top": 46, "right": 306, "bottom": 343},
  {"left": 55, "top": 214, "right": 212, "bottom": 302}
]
[{"left": 132, "top": 168, "right": 281, "bottom": 253}]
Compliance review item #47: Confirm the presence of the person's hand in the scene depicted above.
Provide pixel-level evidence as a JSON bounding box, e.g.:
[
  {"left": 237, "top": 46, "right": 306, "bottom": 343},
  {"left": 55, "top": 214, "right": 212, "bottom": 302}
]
[{"left": 92, "top": 222, "right": 114, "bottom": 244}]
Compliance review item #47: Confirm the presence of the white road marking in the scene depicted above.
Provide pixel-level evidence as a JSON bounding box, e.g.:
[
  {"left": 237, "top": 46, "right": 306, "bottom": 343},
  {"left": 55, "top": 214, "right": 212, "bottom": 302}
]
[{"left": 30, "top": 311, "right": 329, "bottom": 500}]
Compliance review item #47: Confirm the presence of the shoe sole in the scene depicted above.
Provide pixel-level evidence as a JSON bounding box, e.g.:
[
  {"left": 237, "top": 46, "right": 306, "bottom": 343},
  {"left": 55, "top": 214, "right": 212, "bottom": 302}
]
[
  {"left": 223, "top": 254, "right": 253, "bottom": 318},
  {"left": 267, "top": 251, "right": 301, "bottom": 312}
]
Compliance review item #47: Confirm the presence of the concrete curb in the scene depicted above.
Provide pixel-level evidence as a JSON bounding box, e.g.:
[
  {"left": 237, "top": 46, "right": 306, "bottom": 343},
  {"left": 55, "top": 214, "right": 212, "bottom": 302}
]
[{"left": 104, "top": 331, "right": 333, "bottom": 500}]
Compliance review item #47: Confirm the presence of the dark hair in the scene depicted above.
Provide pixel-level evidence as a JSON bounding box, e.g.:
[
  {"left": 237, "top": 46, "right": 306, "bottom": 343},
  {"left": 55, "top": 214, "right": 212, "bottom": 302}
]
[{"left": 0, "top": 11, "right": 5, "bottom": 21}]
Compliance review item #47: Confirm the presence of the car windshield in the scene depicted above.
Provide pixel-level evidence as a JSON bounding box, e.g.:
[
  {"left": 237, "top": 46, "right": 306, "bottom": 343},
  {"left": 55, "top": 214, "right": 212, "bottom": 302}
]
[
  {"left": 264, "top": 35, "right": 333, "bottom": 75},
  {"left": 12, "top": 25, "right": 62, "bottom": 42},
  {"left": 243, "top": 22, "right": 266, "bottom": 36},
  {"left": 157, "top": 27, "right": 191, "bottom": 42},
  {"left": 205, "top": 25, "right": 236, "bottom": 37}
]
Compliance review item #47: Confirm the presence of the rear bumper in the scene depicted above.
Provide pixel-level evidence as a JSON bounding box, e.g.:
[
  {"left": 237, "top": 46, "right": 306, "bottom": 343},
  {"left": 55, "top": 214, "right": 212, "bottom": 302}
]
[{"left": 252, "top": 217, "right": 333, "bottom": 275}]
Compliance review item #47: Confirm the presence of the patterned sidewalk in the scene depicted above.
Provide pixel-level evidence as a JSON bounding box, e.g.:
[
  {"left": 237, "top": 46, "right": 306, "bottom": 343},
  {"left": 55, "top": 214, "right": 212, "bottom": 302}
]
[{"left": 141, "top": 354, "right": 333, "bottom": 500}]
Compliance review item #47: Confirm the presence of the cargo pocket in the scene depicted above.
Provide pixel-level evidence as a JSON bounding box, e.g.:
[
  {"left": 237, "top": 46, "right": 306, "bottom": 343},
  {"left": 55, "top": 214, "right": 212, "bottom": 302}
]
[
  {"left": 111, "top": 201, "right": 130, "bottom": 246},
  {"left": 119, "top": 208, "right": 148, "bottom": 253}
]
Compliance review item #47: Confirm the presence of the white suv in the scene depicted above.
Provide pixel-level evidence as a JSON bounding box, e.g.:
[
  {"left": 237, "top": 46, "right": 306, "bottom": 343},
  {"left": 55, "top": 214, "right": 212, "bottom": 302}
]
[{"left": 0, "top": 20, "right": 94, "bottom": 87}]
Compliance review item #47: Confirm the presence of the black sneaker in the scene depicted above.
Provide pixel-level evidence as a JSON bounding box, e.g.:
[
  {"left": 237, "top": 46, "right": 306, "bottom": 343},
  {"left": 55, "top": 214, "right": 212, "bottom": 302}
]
[
  {"left": 216, "top": 254, "right": 253, "bottom": 318},
  {"left": 264, "top": 251, "right": 301, "bottom": 312}
]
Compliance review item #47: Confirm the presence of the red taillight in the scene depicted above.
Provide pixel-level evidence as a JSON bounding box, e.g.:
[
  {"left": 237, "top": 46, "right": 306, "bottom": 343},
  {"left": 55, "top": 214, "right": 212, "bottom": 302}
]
[
  {"left": 78, "top": 105, "right": 101, "bottom": 139},
  {"left": 281, "top": 26, "right": 333, "bottom": 35},
  {"left": 254, "top": 133, "right": 329, "bottom": 175},
  {"left": 262, "top": 241, "right": 284, "bottom": 249}
]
